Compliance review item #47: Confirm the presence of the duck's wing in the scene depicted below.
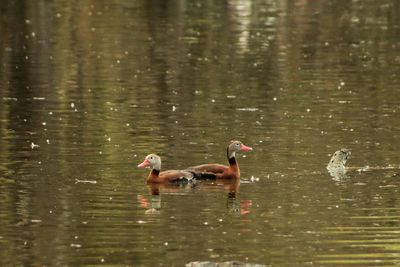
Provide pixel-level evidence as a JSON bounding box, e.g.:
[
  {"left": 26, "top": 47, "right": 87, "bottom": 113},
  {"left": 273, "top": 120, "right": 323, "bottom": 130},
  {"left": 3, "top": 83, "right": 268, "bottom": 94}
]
[
  {"left": 186, "top": 163, "right": 228, "bottom": 174},
  {"left": 160, "top": 170, "right": 195, "bottom": 183}
]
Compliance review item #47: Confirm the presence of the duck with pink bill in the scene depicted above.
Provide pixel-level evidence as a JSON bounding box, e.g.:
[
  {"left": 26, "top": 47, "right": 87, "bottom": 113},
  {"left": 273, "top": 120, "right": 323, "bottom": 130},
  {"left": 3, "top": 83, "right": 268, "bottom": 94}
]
[{"left": 186, "top": 140, "right": 253, "bottom": 180}]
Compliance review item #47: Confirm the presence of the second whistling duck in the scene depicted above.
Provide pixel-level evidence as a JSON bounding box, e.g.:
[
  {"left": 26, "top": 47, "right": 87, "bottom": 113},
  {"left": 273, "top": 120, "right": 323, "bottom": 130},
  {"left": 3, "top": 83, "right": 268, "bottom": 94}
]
[
  {"left": 138, "top": 154, "right": 195, "bottom": 184},
  {"left": 187, "top": 140, "right": 253, "bottom": 179}
]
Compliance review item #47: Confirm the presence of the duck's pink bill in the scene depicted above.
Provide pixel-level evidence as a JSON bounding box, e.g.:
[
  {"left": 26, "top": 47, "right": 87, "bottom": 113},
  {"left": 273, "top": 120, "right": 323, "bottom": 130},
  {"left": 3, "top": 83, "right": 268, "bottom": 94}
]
[
  {"left": 137, "top": 159, "right": 150, "bottom": 168},
  {"left": 241, "top": 144, "right": 253, "bottom": 151}
]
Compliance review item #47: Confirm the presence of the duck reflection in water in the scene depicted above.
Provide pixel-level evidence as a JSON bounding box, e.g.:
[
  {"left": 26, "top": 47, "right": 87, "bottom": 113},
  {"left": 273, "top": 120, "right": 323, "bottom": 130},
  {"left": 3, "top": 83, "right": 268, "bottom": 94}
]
[
  {"left": 137, "top": 193, "right": 161, "bottom": 214},
  {"left": 137, "top": 178, "right": 252, "bottom": 216},
  {"left": 201, "top": 177, "right": 252, "bottom": 216},
  {"left": 137, "top": 182, "right": 197, "bottom": 214}
]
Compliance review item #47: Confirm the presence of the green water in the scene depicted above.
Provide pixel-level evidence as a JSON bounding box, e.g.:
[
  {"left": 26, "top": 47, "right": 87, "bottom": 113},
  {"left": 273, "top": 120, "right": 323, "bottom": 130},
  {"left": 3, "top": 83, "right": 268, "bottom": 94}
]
[{"left": 1, "top": 1, "right": 400, "bottom": 266}]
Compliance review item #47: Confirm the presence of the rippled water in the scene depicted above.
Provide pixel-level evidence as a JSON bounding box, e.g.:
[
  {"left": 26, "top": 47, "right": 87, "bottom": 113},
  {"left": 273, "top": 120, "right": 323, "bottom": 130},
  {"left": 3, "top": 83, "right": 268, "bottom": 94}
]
[{"left": 1, "top": 0, "right": 400, "bottom": 266}]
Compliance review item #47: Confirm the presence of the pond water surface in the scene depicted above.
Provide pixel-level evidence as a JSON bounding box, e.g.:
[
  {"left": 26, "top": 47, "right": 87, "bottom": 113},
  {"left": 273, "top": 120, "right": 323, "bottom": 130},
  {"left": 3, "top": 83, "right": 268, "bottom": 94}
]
[{"left": 1, "top": 1, "right": 400, "bottom": 266}]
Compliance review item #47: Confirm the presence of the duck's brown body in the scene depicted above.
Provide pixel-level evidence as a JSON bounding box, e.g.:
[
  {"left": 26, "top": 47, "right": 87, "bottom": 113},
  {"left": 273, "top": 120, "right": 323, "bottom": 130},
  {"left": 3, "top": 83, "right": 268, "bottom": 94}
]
[
  {"left": 146, "top": 169, "right": 194, "bottom": 184},
  {"left": 138, "top": 154, "right": 194, "bottom": 184},
  {"left": 187, "top": 141, "right": 252, "bottom": 179}
]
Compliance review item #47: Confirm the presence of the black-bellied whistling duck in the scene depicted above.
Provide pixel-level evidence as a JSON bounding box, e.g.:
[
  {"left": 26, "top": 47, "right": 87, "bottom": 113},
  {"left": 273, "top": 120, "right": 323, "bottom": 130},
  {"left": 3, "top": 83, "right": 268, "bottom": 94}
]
[
  {"left": 138, "top": 154, "right": 195, "bottom": 184},
  {"left": 187, "top": 140, "right": 253, "bottom": 179}
]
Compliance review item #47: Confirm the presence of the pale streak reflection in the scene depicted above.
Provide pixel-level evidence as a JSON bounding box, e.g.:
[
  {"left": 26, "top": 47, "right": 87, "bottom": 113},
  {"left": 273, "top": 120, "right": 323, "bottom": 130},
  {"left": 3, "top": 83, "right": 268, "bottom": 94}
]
[{"left": 228, "top": 0, "right": 252, "bottom": 53}]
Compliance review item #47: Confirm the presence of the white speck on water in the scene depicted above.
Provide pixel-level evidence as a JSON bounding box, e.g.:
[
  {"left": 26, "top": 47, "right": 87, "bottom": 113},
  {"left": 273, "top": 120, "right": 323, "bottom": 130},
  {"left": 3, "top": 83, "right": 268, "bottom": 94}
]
[
  {"left": 31, "top": 142, "right": 39, "bottom": 149},
  {"left": 70, "top": 243, "right": 81, "bottom": 248},
  {"left": 46, "top": 139, "right": 50, "bottom": 144},
  {"left": 109, "top": 197, "right": 112, "bottom": 200},
  {"left": 116, "top": 60, "right": 120, "bottom": 64},
  {"left": 25, "top": 19, "right": 31, "bottom": 24},
  {"left": 137, "top": 220, "right": 145, "bottom": 224},
  {"left": 33, "top": 97, "right": 46, "bottom": 100},
  {"left": 31, "top": 219, "right": 42, "bottom": 223},
  {"left": 75, "top": 178, "right": 97, "bottom": 184},
  {"left": 56, "top": 13, "right": 61, "bottom": 18},
  {"left": 211, "top": 99, "right": 216, "bottom": 103},
  {"left": 273, "top": 97, "right": 277, "bottom": 101},
  {"left": 91, "top": 27, "right": 96, "bottom": 32},
  {"left": 236, "top": 107, "right": 258, "bottom": 111},
  {"left": 100, "top": 258, "right": 104, "bottom": 263},
  {"left": 340, "top": 81, "right": 345, "bottom": 86},
  {"left": 306, "top": 108, "right": 311, "bottom": 112},
  {"left": 99, "top": 151, "right": 102, "bottom": 155},
  {"left": 48, "top": 111, "right": 53, "bottom": 115},
  {"left": 226, "top": 95, "right": 236, "bottom": 99},
  {"left": 74, "top": 236, "right": 79, "bottom": 239},
  {"left": 107, "top": 137, "right": 111, "bottom": 142},
  {"left": 126, "top": 123, "right": 130, "bottom": 126},
  {"left": 164, "top": 242, "right": 168, "bottom": 246},
  {"left": 172, "top": 105, "right": 176, "bottom": 111},
  {"left": 2, "top": 97, "right": 18, "bottom": 101},
  {"left": 49, "top": 210, "right": 53, "bottom": 213},
  {"left": 338, "top": 100, "right": 347, "bottom": 104},
  {"left": 42, "top": 122, "right": 46, "bottom": 126},
  {"left": 203, "top": 222, "right": 209, "bottom": 225},
  {"left": 70, "top": 102, "right": 75, "bottom": 108},
  {"left": 218, "top": 218, "right": 223, "bottom": 222},
  {"left": 31, "top": 32, "right": 36, "bottom": 37}
]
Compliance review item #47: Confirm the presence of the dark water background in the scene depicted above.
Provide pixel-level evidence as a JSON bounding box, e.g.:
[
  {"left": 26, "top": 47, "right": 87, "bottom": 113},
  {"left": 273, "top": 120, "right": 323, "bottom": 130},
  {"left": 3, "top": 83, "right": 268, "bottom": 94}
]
[{"left": 1, "top": 0, "right": 400, "bottom": 266}]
